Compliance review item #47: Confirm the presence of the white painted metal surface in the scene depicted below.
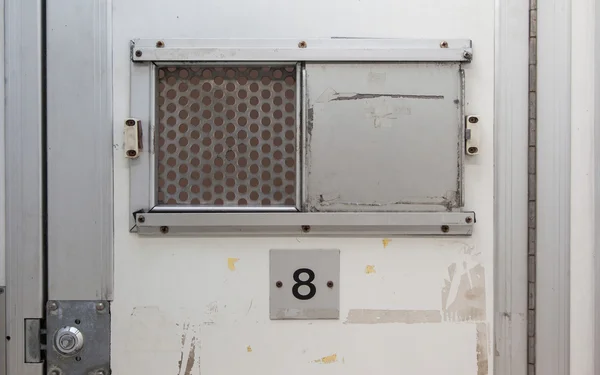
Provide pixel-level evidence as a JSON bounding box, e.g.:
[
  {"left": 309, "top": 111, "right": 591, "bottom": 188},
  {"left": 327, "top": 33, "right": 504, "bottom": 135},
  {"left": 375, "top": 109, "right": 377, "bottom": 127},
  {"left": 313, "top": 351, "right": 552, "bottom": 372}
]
[
  {"left": 536, "top": 0, "right": 571, "bottom": 371},
  {"left": 112, "top": 0, "right": 495, "bottom": 374},
  {"left": 570, "top": 0, "right": 596, "bottom": 372}
]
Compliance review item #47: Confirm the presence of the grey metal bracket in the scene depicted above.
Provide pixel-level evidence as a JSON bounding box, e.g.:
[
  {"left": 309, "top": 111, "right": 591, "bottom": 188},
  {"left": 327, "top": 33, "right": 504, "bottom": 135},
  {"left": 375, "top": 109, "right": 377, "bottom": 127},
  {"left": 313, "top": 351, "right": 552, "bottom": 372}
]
[
  {"left": 46, "top": 301, "right": 110, "bottom": 375},
  {"left": 130, "top": 38, "right": 474, "bottom": 63},
  {"left": 134, "top": 211, "right": 475, "bottom": 236}
]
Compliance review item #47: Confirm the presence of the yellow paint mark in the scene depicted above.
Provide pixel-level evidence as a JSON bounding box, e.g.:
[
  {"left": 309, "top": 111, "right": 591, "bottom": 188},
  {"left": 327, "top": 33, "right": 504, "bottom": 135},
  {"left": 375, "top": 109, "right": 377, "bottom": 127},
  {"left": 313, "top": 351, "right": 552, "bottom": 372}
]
[
  {"left": 365, "top": 265, "right": 376, "bottom": 274},
  {"left": 227, "top": 258, "right": 239, "bottom": 271},
  {"left": 382, "top": 238, "right": 392, "bottom": 248},
  {"left": 313, "top": 354, "right": 337, "bottom": 364},
  {"left": 246, "top": 345, "right": 252, "bottom": 352}
]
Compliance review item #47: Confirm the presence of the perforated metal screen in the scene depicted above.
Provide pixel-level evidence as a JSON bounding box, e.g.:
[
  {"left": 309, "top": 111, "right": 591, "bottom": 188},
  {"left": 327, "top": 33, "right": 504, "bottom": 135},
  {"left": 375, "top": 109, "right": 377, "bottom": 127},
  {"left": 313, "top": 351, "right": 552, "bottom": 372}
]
[{"left": 156, "top": 66, "right": 298, "bottom": 208}]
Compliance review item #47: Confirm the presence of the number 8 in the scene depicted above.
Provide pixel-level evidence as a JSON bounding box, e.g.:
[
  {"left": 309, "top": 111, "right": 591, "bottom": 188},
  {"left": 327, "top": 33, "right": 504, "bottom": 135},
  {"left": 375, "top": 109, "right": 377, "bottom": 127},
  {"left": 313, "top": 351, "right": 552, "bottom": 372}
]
[{"left": 292, "top": 268, "right": 316, "bottom": 300}]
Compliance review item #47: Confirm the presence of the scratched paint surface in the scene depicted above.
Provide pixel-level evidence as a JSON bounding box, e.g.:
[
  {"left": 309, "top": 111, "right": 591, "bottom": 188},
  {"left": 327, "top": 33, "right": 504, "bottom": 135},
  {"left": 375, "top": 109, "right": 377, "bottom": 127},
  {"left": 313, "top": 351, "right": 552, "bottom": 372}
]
[{"left": 111, "top": 0, "right": 494, "bottom": 373}]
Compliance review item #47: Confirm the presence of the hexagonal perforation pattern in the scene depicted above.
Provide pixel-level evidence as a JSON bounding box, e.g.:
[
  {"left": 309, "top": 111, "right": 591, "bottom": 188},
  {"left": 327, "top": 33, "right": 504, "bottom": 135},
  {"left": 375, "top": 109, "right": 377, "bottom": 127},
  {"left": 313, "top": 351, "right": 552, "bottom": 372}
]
[{"left": 156, "top": 65, "right": 298, "bottom": 207}]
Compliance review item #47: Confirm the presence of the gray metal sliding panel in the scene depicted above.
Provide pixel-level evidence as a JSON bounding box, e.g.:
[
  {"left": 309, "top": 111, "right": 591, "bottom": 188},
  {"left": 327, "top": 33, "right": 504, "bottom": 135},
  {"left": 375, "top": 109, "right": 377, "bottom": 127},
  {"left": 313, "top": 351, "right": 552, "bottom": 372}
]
[
  {"left": 46, "top": 0, "right": 114, "bottom": 300},
  {"left": 5, "top": 0, "right": 44, "bottom": 373}
]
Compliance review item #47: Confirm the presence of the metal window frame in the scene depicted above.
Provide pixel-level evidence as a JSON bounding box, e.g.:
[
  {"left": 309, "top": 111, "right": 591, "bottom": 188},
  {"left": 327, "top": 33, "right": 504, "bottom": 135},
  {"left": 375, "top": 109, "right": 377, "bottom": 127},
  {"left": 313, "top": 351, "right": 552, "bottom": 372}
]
[{"left": 129, "top": 38, "right": 475, "bottom": 236}]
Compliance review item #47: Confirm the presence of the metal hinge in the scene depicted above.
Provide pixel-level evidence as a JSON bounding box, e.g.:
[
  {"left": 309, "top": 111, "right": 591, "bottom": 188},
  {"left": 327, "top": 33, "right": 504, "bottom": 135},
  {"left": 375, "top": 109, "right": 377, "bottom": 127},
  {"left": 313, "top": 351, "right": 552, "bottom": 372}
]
[{"left": 24, "top": 319, "right": 46, "bottom": 363}]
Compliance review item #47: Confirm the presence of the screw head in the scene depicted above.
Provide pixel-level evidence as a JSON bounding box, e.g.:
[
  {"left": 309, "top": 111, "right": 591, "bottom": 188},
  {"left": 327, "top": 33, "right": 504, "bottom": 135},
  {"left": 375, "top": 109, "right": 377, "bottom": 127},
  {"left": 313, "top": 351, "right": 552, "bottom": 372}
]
[
  {"left": 441, "top": 225, "right": 450, "bottom": 233},
  {"left": 48, "top": 301, "right": 58, "bottom": 311},
  {"left": 96, "top": 302, "right": 106, "bottom": 311},
  {"left": 468, "top": 147, "right": 479, "bottom": 154},
  {"left": 135, "top": 50, "right": 142, "bottom": 57},
  {"left": 275, "top": 281, "right": 283, "bottom": 288},
  {"left": 465, "top": 217, "right": 473, "bottom": 224},
  {"left": 301, "top": 225, "right": 311, "bottom": 233},
  {"left": 440, "top": 41, "right": 449, "bottom": 48},
  {"left": 156, "top": 40, "right": 165, "bottom": 48},
  {"left": 298, "top": 41, "right": 307, "bottom": 48},
  {"left": 463, "top": 51, "right": 473, "bottom": 60},
  {"left": 96, "top": 371, "right": 107, "bottom": 375},
  {"left": 327, "top": 281, "right": 334, "bottom": 288},
  {"left": 126, "top": 150, "right": 137, "bottom": 157},
  {"left": 49, "top": 369, "right": 61, "bottom": 375},
  {"left": 137, "top": 215, "right": 146, "bottom": 223},
  {"left": 160, "top": 226, "right": 169, "bottom": 234},
  {"left": 468, "top": 116, "right": 479, "bottom": 124},
  {"left": 125, "top": 119, "right": 136, "bottom": 126}
]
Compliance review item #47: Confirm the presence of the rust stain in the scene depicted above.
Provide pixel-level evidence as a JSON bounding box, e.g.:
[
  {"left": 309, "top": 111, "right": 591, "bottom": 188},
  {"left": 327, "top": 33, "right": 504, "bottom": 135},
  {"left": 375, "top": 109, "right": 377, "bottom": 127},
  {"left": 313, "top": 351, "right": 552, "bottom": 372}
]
[
  {"left": 382, "top": 238, "right": 391, "bottom": 248},
  {"left": 441, "top": 262, "right": 486, "bottom": 322},
  {"left": 345, "top": 309, "right": 442, "bottom": 324},
  {"left": 313, "top": 354, "right": 337, "bottom": 364},
  {"left": 184, "top": 337, "right": 196, "bottom": 375},
  {"left": 227, "top": 258, "right": 239, "bottom": 271},
  {"left": 365, "top": 265, "right": 376, "bottom": 274},
  {"left": 247, "top": 345, "right": 253, "bottom": 352},
  {"left": 476, "top": 323, "right": 489, "bottom": 375}
]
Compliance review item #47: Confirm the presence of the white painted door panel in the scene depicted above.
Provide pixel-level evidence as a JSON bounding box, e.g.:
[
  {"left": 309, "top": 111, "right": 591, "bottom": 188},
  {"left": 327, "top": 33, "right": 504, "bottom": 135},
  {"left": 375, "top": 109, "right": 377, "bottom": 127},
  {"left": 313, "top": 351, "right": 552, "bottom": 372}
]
[{"left": 112, "top": 0, "right": 494, "bottom": 373}]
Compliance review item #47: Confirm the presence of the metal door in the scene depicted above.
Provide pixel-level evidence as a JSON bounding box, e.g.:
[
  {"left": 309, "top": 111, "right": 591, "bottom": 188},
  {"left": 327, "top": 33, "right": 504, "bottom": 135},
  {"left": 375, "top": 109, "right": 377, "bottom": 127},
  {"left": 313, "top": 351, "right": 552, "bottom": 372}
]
[{"left": 9, "top": 1, "right": 532, "bottom": 375}]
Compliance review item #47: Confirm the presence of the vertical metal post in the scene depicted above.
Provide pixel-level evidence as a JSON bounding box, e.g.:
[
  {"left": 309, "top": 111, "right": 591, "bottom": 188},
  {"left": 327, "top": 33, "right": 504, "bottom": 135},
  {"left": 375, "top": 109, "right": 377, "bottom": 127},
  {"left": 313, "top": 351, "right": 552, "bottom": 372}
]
[
  {"left": 46, "top": 0, "right": 113, "bottom": 300},
  {"left": 536, "top": 0, "right": 571, "bottom": 371},
  {"left": 5, "top": 0, "right": 45, "bottom": 374},
  {"left": 494, "top": 0, "right": 530, "bottom": 372}
]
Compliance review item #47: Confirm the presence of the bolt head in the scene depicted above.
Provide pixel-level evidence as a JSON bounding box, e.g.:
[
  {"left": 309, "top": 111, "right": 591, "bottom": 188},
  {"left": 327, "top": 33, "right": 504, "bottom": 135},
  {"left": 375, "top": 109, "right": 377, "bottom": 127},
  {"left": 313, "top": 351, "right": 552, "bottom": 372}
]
[
  {"left": 96, "top": 302, "right": 105, "bottom": 311},
  {"left": 48, "top": 301, "right": 58, "bottom": 311}
]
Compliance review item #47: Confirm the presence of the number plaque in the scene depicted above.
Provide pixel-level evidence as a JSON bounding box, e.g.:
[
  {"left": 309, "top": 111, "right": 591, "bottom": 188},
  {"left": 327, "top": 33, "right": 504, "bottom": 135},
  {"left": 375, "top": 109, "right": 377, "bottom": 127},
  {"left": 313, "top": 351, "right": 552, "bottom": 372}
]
[{"left": 269, "top": 249, "right": 340, "bottom": 320}]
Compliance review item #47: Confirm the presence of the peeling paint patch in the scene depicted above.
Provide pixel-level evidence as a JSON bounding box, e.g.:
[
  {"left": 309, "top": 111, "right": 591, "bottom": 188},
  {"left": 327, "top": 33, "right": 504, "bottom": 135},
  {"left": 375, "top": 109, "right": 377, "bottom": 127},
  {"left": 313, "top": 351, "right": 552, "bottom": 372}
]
[
  {"left": 227, "top": 258, "right": 239, "bottom": 271},
  {"left": 178, "top": 323, "right": 199, "bottom": 375},
  {"left": 313, "top": 354, "right": 337, "bottom": 364},
  {"left": 476, "top": 323, "right": 489, "bottom": 375},
  {"left": 441, "top": 261, "right": 486, "bottom": 322},
  {"left": 246, "top": 345, "right": 252, "bottom": 352},
  {"left": 345, "top": 309, "right": 442, "bottom": 324},
  {"left": 382, "top": 238, "right": 391, "bottom": 248},
  {"left": 365, "top": 265, "right": 376, "bottom": 274}
]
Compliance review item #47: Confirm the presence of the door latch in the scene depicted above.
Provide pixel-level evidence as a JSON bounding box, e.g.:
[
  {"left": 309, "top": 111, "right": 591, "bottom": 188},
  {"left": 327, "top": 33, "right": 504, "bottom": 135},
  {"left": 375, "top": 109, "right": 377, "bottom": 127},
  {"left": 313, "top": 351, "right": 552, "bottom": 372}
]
[
  {"left": 124, "top": 118, "right": 143, "bottom": 158},
  {"left": 465, "top": 115, "right": 480, "bottom": 155}
]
